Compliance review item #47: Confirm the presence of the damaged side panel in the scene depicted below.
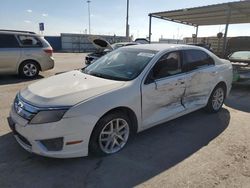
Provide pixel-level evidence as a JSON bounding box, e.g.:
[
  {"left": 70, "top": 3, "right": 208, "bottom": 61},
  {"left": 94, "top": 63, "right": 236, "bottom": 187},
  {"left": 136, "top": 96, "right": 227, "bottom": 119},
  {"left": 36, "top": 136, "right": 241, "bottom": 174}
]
[
  {"left": 141, "top": 74, "right": 186, "bottom": 129},
  {"left": 183, "top": 66, "right": 218, "bottom": 109}
]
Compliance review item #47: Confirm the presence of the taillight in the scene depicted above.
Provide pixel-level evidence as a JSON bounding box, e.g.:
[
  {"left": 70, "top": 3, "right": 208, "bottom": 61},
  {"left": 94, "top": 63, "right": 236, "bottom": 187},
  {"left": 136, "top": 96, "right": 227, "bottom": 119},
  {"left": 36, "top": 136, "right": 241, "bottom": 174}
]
[{"left": 43, "top": 49, "right": 53, "bottom": 57}]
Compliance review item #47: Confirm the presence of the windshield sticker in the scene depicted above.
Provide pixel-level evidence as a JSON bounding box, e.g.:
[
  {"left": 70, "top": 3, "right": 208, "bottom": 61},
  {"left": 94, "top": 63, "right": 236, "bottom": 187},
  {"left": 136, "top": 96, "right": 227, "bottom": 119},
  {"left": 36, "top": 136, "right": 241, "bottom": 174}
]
[{"left": 137, "top": 52, "right": 155, "bottom": 58}]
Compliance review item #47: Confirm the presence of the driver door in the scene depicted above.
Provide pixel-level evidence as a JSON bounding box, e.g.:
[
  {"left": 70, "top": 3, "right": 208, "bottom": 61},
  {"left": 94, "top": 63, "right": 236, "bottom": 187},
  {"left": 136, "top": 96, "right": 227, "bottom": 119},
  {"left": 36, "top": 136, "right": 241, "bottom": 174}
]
[{"left": 141, "top": 51, "right": 186, "bottom": 129}]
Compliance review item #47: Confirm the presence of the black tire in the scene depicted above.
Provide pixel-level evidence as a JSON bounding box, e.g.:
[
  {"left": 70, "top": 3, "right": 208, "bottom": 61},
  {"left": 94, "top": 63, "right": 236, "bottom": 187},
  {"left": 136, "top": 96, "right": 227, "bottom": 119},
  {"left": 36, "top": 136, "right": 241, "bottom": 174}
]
[
  {"left": 19, "top": 61, "right": 40, "bottom": 78},
  {"left": 89, "top": 111, "right": 132, "bottom": 156},
  {"left": 205, "top": 85, "right": 226, "bottom": 113}
]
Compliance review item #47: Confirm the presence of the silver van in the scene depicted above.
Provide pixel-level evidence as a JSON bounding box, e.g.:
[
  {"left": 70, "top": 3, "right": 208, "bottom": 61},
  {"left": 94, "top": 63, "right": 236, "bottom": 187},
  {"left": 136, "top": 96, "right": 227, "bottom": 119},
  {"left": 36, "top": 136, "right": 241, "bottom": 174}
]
[{"left": 0, "top": 30, "right": 54, "bottom": 78}]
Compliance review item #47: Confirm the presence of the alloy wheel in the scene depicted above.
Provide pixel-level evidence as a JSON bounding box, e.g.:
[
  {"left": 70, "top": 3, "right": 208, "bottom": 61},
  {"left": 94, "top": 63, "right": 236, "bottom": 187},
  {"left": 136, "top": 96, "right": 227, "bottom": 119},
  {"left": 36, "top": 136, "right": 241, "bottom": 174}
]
[
  {"left": 212, "top": 87, "right": 224, "bottom": 111},
  {"left": 23, "top": 63, "right": 38, "bottom": 77},
  {"left": 99, "top": 118, "right": 130, "bottom": 154}
]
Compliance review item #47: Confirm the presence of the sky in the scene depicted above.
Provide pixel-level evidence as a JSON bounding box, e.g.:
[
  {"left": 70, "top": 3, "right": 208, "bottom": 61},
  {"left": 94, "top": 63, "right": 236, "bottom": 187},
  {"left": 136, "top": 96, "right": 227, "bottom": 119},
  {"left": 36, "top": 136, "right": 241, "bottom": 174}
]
[{"left": 1, "top": 0, "right": 250, "bottom": 41}]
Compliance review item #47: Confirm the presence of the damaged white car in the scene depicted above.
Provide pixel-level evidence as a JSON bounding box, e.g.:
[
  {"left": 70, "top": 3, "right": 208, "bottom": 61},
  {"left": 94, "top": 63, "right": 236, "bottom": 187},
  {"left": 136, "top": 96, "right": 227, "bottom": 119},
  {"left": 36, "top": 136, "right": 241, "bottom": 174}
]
[{"left": 8, "top": 44, "right": 232, "bottom": 158}]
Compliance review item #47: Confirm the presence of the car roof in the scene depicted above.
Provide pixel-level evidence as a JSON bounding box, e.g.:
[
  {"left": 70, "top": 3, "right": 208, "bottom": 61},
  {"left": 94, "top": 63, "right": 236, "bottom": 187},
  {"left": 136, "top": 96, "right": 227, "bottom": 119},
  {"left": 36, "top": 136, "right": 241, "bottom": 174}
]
[
  {"left": 124, "top": 43, "right": 204, "bottom": 52},
  {"left": 0, "top": 30, "right": 40, "bottom": 37}
]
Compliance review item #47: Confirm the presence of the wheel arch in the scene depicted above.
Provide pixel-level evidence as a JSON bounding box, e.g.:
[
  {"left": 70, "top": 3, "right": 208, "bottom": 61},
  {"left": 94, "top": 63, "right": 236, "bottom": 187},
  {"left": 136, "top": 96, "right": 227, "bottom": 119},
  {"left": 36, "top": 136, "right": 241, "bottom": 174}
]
[
  {"left": 206, "top": 81, "right": 228, "bottom": 106},
  {"left": 205, "top": 81, "right": 227, "bottom": 113},
  {"left": 99, "top": 106, "right": 138, "bottom": 133},
  {"left": 89, "top": 106, "right": 138, "bottom": 147},
  {"left": 18, "top": 59, "right": 42, "bottom": 74},
  {"left": 214, "top": 81, "right": 227, "bottom": 95}
]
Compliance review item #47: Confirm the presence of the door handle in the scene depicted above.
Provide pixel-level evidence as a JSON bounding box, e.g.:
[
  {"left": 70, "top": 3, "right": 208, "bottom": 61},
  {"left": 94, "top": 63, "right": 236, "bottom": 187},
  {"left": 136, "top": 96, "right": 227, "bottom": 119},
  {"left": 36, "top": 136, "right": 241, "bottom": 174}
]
[{"left": 177, "top": 79, "right": 185, "bottom": 85}]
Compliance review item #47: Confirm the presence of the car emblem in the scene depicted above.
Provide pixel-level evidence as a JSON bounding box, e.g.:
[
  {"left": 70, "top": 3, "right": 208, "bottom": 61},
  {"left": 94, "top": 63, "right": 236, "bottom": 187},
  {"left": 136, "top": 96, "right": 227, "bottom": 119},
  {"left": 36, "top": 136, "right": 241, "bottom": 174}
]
[{"left": 15, "top": 101, "right": 24, "bottom": 114}]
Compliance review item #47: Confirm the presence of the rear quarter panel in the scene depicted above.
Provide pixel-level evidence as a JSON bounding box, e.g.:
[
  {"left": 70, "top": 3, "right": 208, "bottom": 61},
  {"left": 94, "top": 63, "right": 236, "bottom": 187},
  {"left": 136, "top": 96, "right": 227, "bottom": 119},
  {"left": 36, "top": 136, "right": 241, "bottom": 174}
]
[{"left": 214, "top": 58, "right": 233, "bottom": 97}]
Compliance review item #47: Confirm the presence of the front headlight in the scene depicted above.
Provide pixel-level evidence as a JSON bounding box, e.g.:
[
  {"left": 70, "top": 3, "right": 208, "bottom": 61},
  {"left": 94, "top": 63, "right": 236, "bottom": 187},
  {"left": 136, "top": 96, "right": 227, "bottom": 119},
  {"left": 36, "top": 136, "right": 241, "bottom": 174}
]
[{"left": 30, "top": 110, "right": 68, "bottom": 124}]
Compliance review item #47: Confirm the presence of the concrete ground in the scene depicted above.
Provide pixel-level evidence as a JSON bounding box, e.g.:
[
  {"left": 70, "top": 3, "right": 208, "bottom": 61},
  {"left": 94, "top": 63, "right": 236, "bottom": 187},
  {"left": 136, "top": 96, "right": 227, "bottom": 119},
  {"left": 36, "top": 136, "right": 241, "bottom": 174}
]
[{"left": 0, "top": 53, "right": 250, "bottom": 188}]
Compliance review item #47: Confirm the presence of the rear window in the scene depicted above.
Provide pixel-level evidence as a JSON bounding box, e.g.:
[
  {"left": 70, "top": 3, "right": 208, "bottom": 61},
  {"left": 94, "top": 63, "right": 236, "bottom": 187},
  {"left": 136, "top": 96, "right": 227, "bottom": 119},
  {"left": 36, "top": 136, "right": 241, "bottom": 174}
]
[
  {"left": 18, "top": 35, "right": 42, "bottom": 47},
  {"left": 0, "top": 34, "right": 19, "bottom": 48},
  {"left": 183, "top": 49, "right": 214, "bottom": 71}
]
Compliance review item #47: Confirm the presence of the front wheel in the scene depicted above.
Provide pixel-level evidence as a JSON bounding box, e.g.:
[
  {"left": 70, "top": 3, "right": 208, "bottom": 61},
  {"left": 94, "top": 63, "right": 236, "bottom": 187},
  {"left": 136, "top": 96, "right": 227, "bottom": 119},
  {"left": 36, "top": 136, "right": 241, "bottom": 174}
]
[
  {"left": 89, "top": 112, "right": 131, "bottom": 156},
  {"left": 205, "top": 85, "right": 226, "bottom": 113}
]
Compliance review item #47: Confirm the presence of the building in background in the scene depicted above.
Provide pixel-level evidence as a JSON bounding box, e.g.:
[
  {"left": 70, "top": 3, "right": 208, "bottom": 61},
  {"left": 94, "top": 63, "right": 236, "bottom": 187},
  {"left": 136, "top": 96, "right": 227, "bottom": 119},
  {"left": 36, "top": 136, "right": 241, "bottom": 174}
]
[
  {"left": 159, "top": 38, "right": 183, "bottom": 44},
  {"left": 183, "top": 36, "right": 228, "bottom": 57},
  {"left": 45, "top": 33, "right": 128, "bottom": 52},
  {"left": 44, "top": 36, "right": 62, "bottom": 51}
]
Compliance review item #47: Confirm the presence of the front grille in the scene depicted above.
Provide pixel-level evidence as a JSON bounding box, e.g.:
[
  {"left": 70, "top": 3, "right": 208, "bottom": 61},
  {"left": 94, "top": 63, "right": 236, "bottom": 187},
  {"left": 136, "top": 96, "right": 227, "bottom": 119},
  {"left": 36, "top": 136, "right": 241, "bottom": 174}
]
[
  {"left": 13, "top": 93, "right": 71, "bottom": 123},
  {"left": 14, "top": 94, "right": 39, "bottom": 120}
]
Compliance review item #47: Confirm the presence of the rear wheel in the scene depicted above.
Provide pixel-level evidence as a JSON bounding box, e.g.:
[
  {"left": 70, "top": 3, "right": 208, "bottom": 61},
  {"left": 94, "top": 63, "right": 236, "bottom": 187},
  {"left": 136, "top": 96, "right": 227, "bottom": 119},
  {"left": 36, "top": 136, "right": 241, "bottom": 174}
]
[
  {"left": 205, "top": 85, "right": 226, "bottom": 113},
  {"left": 19, "top": 61, "right": 39, "bottom": 78},
  {"left": 89, "top": 112, "right": 131, "bottom": 156}
]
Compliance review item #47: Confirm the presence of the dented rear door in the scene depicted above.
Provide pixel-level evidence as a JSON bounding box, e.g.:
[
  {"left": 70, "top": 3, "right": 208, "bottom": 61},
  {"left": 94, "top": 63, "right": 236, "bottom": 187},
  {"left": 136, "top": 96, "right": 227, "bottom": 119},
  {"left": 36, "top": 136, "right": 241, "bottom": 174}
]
[{"left": 182, "top": 49, "right": 217, "bottom": 109}]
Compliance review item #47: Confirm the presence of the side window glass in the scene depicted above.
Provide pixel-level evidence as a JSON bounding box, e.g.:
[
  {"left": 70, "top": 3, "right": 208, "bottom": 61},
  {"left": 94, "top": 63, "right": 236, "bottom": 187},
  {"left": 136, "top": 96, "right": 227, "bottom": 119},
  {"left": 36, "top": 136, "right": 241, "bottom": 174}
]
[
  {"left": 183, "top": 49, "right": 214, "bottom": 71},
  {"left": 0, "top": 34, "right": 19, "bottom": 48},
  {"left": 18, "top": 35, "right": 42, "bottom": 47},
  {"left": 152, "top": 52, "right": 182, "bottom": 80}
]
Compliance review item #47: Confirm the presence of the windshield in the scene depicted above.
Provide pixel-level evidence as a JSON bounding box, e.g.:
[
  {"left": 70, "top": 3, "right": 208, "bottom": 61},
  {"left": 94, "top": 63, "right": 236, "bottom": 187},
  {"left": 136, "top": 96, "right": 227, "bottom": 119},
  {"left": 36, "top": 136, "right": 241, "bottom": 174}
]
[
  {"left": 83, "top": 48, "right": 157, "bottom": 81},
  {"left": 229, "top": 51, "right": 250, "bottom": 60}
]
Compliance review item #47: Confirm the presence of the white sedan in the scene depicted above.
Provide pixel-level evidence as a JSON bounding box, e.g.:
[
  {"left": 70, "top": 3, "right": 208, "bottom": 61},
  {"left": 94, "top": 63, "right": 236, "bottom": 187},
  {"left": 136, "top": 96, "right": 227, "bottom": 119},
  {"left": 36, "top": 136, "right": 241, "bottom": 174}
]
[{"left": 8, "top": 44, "right": 233, "bottom": 158}]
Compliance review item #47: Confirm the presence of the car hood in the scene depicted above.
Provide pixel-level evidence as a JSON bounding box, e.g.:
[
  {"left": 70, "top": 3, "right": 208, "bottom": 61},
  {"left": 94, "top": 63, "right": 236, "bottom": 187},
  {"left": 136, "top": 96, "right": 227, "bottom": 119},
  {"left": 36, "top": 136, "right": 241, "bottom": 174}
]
[
  {"left": 88, "top": 36, "right": 113, "bottom": 51},
  {"left": 20, "top": 70, "right": 125, "bottom": 107}
]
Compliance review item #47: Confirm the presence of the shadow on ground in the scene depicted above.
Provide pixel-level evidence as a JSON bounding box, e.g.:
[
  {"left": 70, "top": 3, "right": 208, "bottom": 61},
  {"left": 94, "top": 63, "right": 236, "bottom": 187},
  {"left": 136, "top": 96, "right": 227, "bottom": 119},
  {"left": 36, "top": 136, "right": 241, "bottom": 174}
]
[
  {"left": 0, "top": 75, "right": 44, "bottom": 86},
  {"left": 0, "top": 109, "right": 230, "bottom": 188},
  {"left": 225, "top": 85, "right": 250, "bottom": 113}
]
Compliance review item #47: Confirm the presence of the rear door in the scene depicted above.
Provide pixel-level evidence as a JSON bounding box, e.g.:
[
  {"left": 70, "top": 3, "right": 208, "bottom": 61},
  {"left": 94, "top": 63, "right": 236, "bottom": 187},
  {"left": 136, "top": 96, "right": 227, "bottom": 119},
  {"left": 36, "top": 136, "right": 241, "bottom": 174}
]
[
  {"left": 141, "top": 51, "right": 186, "bottom": 128},
  {"left": 182, "top": 49, "right": 217, "bottom": 109},
  {"left": 0, "top": 34, "right": 21, "bottom": 73}
]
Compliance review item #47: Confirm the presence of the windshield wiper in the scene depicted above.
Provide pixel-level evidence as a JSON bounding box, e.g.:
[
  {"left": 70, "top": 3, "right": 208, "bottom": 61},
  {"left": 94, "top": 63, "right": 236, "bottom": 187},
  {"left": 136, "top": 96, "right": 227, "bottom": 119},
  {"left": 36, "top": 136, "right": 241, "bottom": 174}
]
[
  {"left": 88, "top": 71, "right": 128, "bottom": 81},
  {"left": 89, "top": 72, "right": 106, "bottom": 78}
]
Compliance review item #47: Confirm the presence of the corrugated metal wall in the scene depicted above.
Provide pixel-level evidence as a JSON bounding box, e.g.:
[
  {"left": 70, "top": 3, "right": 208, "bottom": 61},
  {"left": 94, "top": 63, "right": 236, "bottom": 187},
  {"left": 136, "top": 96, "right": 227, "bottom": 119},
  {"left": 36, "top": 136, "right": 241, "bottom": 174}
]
[
  {"left": 61, "top": 33, "right": 128, "bottom": 52},
  {"left": 44, "top": 36, "right": 62, "bottom": 51}
]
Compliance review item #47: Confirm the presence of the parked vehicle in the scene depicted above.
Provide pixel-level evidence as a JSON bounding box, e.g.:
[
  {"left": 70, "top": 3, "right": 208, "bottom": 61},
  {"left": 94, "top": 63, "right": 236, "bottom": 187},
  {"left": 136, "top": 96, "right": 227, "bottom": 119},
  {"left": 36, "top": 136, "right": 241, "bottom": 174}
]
[
  {"left": 134, "top": 38, "right": 150, "bottom": 44},
  {"left": 225, "top": 36, "right": 250, "bottom": 58},
  {"left": 0, "top": 30, "right": 54, "bottom": 78},
  {"left": 8, "top": 44, "right": 232, "bottom": 158},
  {"left": 228, "top": 51, "right": 250, "bottom": 83},
  {"left": 85, "top": 36, "right": 137, "bottom": 65}
]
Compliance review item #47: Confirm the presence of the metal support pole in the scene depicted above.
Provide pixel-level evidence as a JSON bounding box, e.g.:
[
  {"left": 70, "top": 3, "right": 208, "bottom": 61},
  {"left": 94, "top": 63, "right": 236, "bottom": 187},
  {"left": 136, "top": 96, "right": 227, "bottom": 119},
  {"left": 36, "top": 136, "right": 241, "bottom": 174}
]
[
  {"left": 223, "top": 23, "right": 229, "bottom": 56},
  {"left": 149, "top": 14, "right": 152, "bottom": 43},
  {"left": 195, "top": 26, "right": 199, "bottom": 43},
  {"left": 126, "top": 0, "right": 129, "bottom": 41},
  {"left": 87, "top": 0, "right": 91, "bottom": 35},
  {"left": 222, "top": 8, "right": 231, "bottom": 57}
]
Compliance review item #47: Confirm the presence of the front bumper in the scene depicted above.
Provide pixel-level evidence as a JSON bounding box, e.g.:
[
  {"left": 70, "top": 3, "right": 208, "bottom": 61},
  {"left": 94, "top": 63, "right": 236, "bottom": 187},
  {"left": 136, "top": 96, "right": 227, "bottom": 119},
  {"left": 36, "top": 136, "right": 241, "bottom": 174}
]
[
  {"left": 8, "top": 106, "right": 95, "bottom": 158},
  {"left": 232, "top": 63, "right": 250, "bottom": 84}
]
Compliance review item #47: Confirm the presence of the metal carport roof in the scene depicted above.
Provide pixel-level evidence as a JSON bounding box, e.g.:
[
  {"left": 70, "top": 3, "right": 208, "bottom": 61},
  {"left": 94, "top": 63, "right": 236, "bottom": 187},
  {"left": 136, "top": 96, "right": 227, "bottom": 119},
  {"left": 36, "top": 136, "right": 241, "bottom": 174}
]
[{"left": 148, "top": 1, "right": 250, "bottom": 55}]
